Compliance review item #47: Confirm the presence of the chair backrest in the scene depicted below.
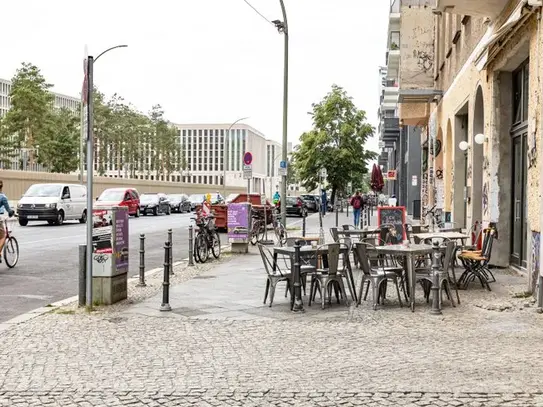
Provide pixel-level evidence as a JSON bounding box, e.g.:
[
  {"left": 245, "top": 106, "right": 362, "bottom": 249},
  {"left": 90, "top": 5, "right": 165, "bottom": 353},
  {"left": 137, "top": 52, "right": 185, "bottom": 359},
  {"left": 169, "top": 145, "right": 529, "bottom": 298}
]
[
  {"left": 342, "top": 224, "right": 357, "bottom": 231},
  {"left": 442, "top": 240, "right": 456, "bottom": 273},
  {"left": 258, "top": 244, "right": 285, "bottom": 277},
  {"left": 481, "top": 229, "right": 495, "bottom": 261},
  {"left": 325, "top": 243, "right": 341, "bottom": 275},
  {"left": 353, "top": 242, "right": 373, "bottom": 276},
  {"left": 330, "top": 227, "right": 339, "bottom": 242}
]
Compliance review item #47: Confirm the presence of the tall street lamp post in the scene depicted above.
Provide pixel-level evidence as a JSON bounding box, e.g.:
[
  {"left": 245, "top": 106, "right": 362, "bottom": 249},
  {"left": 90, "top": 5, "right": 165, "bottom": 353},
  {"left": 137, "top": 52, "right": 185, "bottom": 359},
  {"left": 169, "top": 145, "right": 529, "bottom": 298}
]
[
  {"left": 222, "top": 117, "right": 249, "bottom": 197},
  {"left": 273, "top": 0, "right": 288, "bottom": 228},
  {"left": 84, "top": 44, "right": 127, "bottom": 308}
]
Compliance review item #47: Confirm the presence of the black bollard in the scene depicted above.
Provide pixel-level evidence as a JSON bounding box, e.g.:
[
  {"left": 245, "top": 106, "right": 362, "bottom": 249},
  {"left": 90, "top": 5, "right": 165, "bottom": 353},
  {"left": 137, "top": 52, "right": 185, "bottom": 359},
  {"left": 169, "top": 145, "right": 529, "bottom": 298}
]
[
  {"left": 160, "top": 242, "right": 172, "bottom": 312},
  {"left": 302, "top": 212, "right": 306, "bottom": 237},
  {"left": 335, "top": 202, "right": 339, "bottom": 227},
  {"left": 430, "top": 240, "right": 443, "bottom": 315},
  {"left": 78, "top": 244, "right": 86, "bottom": 306},
  {"left": 292, "top": 240, "right": 305, "bottom": 313},
  {"left": 168, "top": 229, "right": 174, "bottom": 275},
  {"left": 188, "top": 225, "right": 194, "bottom": 266},
  {"left": 137, "top": 234, "right": 146, "bottom": 287}
]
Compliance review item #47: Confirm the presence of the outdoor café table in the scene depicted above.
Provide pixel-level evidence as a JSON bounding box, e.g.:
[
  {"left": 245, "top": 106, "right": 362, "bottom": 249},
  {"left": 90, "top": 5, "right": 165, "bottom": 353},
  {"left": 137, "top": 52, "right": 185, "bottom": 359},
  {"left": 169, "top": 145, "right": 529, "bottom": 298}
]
[
  {"left": 413, "top": 232, "right": 470, "bottom": 243},
  {"left": 374, "top": 244, "right": 433, "bottom": 312},
  {"left": 336, "top": 228, "right": 381, "bottom": 239},
  {"left": 273, "top": 244, "right": 357, "bottom": 305}
]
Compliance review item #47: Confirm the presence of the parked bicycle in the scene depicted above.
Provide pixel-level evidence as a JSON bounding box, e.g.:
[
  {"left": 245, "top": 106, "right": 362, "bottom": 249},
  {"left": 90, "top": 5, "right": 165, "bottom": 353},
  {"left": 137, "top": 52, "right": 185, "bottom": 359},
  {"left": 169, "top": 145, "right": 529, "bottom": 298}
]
[
  {"left": 192, "top": 212, "right": 221, "bottom": 263},
  {"left": 272, "top": 210, "right": 287, "bottom": 246},
  {"left": 2, "top": 216, "right": 19, "bottom": 268},
  {"left": 250, "top": 210, "right": 266, "bottom": 246}
]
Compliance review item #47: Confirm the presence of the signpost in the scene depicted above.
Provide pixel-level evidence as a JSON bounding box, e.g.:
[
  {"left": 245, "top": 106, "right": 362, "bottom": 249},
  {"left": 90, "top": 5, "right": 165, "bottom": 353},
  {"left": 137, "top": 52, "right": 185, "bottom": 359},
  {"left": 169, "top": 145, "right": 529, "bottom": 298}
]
[
  {"left": 243, "top": 152, "right": 253, "bottom": 201},
  {"left": 278, "top": 160, "right": 288, "bottom": 176}
]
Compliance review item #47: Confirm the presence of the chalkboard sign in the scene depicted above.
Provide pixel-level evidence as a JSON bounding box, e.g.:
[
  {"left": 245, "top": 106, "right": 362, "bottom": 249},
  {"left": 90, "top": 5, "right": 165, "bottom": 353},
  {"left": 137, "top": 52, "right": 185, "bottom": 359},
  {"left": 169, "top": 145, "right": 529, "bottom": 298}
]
[{"left": 377, "top": 206, "right": 407, "bottom": 243}]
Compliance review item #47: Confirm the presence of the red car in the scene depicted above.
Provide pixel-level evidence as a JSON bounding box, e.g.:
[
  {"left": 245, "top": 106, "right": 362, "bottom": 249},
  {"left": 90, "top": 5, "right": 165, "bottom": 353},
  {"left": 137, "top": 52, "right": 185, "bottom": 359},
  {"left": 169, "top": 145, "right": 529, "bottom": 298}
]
[{"left": 95, "top": 188, "right": 141, "bottom": 217}]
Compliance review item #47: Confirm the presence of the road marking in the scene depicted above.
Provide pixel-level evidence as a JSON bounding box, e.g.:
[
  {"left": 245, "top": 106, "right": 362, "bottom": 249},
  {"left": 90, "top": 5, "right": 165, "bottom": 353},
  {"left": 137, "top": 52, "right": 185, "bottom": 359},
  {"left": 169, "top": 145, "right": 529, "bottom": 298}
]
[{"left": 0, "top": 294, "right": 53, "bottom": 300}]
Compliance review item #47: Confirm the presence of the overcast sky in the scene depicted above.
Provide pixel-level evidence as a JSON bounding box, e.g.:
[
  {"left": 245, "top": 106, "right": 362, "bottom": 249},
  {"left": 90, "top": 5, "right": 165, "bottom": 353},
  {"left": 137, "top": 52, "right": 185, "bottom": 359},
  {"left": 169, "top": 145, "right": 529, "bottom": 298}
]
[{"left": 1, "top": 0, "right": 389, "bottom": 154}]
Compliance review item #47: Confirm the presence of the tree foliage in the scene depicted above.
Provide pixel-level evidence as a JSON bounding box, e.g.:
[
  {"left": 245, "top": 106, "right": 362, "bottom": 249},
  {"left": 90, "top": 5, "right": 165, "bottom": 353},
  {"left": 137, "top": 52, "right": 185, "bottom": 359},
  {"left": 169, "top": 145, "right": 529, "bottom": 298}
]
[
  {"left": 292, "top": 85, "right": 377, "bottom": 202},
  {"left": 1, "top": 62, "right": 183, "bottom": 176}
]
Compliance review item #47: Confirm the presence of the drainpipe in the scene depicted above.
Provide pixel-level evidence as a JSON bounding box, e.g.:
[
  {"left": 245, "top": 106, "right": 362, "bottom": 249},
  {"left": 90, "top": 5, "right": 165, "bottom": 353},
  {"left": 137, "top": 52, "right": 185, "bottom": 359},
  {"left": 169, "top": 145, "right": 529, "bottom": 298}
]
[{"left": 537, "top": 7, "right": 543, "bottom": 312}]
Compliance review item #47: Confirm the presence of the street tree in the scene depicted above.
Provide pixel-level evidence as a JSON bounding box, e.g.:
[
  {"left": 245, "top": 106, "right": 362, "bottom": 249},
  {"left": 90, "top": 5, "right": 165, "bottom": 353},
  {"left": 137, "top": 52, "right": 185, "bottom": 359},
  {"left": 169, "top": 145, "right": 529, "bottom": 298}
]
[
  {"left": 2, "top": 63, "right": 54, "bottom": 166},
  {"left": 149, "top": 104, "right": 179, "bottom": 180},
  {"left": 0, "top": 117, "right": 18, "bottom": 169},
  {"left": 292, "top": 84, "right": 376, "bottom": 203},
  {"left": 39, "top": 108, "right": 79, "bottom": 173}
]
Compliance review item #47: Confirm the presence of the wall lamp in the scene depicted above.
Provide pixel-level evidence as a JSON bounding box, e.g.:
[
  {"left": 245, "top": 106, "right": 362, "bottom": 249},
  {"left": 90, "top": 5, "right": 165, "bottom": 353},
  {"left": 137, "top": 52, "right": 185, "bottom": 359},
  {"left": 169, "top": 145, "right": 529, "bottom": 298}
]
[{"left": 458, "top": 133, "right": 486, "bottom": 151}]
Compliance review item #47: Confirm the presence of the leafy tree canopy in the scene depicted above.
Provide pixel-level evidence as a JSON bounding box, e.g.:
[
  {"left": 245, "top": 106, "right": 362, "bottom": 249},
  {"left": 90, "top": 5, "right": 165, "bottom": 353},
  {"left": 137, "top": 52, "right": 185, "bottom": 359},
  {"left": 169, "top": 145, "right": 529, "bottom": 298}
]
[{"left": 292, "top": 84, "right": 377, "bottom": 202}]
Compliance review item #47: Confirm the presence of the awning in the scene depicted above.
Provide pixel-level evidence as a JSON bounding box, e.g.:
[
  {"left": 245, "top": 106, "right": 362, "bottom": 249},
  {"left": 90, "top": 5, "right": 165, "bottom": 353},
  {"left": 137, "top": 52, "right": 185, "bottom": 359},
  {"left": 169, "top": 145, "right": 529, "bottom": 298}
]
[{"left": 474, "top": 0, "right": 533, "bottom": 71}]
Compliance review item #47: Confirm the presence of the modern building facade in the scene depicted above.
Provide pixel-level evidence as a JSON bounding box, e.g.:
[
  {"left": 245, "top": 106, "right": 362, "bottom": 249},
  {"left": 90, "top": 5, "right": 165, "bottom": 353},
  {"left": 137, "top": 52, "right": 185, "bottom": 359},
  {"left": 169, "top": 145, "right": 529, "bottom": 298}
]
[
  {"left": 175, "top": 123, "right": 282, "bottom": 195},
  {"left": 395, "top": 0, "right": 543, "bottom": 292},
  {"left": 377, "top": 0, "right": 422, "bottom": 218}
]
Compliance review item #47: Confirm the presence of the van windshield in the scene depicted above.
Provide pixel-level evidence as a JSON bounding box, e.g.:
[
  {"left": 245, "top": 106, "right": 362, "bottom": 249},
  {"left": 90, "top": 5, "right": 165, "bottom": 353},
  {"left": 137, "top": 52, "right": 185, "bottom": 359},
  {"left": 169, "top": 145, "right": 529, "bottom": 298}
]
[{"left": 24, "top": 184, "right": 62, "bottom": 198}]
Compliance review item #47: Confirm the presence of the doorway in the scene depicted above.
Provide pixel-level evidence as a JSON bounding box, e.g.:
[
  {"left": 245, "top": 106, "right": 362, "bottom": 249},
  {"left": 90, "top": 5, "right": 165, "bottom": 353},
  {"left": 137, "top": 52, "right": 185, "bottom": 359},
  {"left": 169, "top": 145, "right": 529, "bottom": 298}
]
[{"left": 510, "top": 60, "right": 529, "bottom": 268}]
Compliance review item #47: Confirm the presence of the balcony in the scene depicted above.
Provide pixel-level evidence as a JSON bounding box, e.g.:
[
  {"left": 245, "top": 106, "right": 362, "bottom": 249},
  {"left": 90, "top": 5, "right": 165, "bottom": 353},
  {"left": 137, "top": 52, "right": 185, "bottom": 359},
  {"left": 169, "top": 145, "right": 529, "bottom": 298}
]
[
  {"left": 390, "top": 0, "right": 401, "bottom": 22},
  {"left": 387, "top": 31, "right": 400, "bottom": 71},
  {"left": 435, "top": 0, "right": 509, "bottom": 18}
]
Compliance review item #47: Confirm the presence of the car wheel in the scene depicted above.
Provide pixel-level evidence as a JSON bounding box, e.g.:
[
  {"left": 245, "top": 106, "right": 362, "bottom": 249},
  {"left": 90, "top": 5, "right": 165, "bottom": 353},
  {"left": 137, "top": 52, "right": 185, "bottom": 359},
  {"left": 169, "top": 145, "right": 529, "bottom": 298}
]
[
  {"left": 153, "top": 207, "right": 158, "bottom": 216},
  {"left": 178, "top": 204, "right": 183, "bottom": 213},
  {"left": 18, "top": 218, "right": 28, "bottom": 227},
  {"left": 55, "top": 210, "right": 64, "bottom": 226},
  {"left": 79, "top": 210, "right": 87, "bottom": 224},
  {"left": 166, "top": 206, "right": 171, "bottom": 215},
  {"left": 135, "top": 207, "right": 140, "bottom": 218}
]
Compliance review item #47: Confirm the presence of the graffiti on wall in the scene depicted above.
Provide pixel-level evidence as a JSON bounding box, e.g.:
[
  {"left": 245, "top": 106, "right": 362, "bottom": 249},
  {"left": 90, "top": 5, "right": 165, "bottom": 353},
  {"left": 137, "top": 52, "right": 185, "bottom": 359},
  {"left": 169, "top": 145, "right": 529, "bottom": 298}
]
[
  {"left": 531, "top": 232, "right": 540, "bottom": 294},
  {"left": 482, "top": 181, "right": 489, "bottom": 216},
  {"left": 421, "top": 174, "right": 428, "bottom": 225}
]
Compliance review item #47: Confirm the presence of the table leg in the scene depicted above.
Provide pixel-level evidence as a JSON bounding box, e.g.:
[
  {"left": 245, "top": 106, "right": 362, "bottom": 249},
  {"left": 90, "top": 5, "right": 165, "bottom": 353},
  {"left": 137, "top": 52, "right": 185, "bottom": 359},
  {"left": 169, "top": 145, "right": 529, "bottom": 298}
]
[
  {"left": 345, "top": 255, "right": 357, "bottom": 303},
  {"left": 408, "top": 254, "right": 415, "bottom": 312}
]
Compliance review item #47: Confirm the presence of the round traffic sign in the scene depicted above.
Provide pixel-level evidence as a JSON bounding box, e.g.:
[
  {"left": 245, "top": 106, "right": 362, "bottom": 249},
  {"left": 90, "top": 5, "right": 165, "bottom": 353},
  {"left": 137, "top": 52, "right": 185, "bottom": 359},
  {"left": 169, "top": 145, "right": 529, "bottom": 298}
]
[{"left": 243, "top": 152, "right": 253, "bottom": 165}]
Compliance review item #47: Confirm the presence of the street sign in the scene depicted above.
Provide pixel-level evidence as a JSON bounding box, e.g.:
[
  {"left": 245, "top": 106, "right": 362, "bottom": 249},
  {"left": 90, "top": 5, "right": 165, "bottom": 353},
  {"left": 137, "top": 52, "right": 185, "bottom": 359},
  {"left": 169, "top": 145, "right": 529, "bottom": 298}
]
[
  {"left": 243, "top": 164, "right": 252, "bottom": 180},
  {"left": 279, "top": 160, "right": 287, "bottom": 169},
  {"left": 387, "top": 170, "right": 397, "bottom": 180},
  {"left": 243, "top": 152, "right": 253, "bottom": 166},
  {"left": 278, "top": 160, "right": 288, "bottom": 176}
]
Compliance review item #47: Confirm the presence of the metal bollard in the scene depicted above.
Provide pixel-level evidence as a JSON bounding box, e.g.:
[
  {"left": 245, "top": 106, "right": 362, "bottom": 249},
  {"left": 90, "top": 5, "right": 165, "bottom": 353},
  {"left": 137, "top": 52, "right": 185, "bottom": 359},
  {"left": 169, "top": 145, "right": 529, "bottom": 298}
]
[
  {"left": 137, "top": 234, "right": 146, "bottom": 287},
  {"left": 292, "top": 240, "right": 305, "bottom": 313},
  {"left": 537, "top": 275, "right": 543, "bottom": 313},
  {"left": 160, "top": 241, "right": 172, "bottom": 311},
  {"left": 346, "top": 203, "right": 349, "bottom": 218},
  {"left": 430, "top": 240, "right": 443, "bottom": 315},
  {"left": 78, "top": 244, "right": 86, "bottom": 306},
  {"left": 335, "top": 202, "right": 339, "bottom": 227},
  {"left": 168, "top": 228, "right": 174, "bottom": 275},
  {"left": 188, "top": 225, "right": 194, "bottom": 266},
  {"left": 302, "top": 212, "right": 306, "bottom": 237}
]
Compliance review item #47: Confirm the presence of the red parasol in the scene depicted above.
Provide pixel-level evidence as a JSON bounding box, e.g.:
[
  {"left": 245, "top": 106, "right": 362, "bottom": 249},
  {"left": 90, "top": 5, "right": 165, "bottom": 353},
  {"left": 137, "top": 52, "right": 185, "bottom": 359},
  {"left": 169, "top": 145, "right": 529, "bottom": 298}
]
[{"left": 371, "top": 163, "right": 384, "bottom": 193}]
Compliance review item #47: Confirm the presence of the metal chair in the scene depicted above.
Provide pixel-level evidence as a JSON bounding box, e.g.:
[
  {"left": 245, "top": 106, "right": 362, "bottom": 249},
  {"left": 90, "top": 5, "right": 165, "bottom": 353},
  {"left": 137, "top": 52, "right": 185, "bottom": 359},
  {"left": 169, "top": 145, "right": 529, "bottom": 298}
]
[
  {"left": 258, "top": 244, "right": 292, "bottom": 307},
  {"left": 330, "top": 227, "right": 340, "bottom": 242},
  {"left": 308, "top": 243, "right": 349, "bottom": 309},
  {"left": 354, "top": 242, "right": 403, "bottom": 310},
  {"left": 458, "top": 229, "right": 495, "bottom": 290}
]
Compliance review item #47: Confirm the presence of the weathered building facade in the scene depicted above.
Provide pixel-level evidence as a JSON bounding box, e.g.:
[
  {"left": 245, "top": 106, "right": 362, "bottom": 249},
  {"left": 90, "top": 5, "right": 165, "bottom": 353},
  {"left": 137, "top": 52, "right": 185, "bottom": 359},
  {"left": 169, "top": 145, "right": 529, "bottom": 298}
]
[{"left": 395, "top": 0, "right": 543, "bottom": 293}]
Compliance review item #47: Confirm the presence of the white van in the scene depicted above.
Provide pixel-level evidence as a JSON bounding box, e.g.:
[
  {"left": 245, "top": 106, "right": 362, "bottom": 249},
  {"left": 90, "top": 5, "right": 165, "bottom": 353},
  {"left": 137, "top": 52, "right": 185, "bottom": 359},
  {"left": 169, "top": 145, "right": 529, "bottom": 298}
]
[{"left": 17, "top": 183, "right": 87, "bottom": 226}]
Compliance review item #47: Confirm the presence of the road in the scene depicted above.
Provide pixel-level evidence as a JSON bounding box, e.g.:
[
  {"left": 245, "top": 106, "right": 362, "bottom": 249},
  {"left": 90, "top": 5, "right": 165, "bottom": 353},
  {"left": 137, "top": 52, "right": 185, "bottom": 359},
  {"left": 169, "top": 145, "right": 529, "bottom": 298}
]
[
  {"left": 0, "top": 210, "right": 319, "bottom": 323},
  {"left": 0, "top": 212, "right": 204, "bottom": 322}
]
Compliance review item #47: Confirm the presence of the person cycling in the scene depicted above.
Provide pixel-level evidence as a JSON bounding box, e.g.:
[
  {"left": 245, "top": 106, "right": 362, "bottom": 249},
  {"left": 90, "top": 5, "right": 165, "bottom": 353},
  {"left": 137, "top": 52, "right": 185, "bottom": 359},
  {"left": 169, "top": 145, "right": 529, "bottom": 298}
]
[{"left": 0, "top": 180, "right": 15, "bottom": 263}]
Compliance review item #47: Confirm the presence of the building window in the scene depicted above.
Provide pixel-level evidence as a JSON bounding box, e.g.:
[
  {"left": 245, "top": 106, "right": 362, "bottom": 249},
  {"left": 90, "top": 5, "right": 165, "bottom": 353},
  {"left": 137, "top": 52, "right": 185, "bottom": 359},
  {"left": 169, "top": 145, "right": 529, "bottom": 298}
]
[{"left": 513, "top": 60, "right": 529, "bottom": 125}]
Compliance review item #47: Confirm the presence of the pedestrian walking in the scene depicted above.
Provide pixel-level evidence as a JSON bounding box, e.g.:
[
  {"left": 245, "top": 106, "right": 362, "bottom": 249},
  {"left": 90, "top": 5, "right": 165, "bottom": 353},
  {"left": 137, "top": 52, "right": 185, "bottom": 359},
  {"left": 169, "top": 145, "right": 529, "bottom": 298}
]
[{"left": 350, "top": 191, "right": 364, "bottom": 228}]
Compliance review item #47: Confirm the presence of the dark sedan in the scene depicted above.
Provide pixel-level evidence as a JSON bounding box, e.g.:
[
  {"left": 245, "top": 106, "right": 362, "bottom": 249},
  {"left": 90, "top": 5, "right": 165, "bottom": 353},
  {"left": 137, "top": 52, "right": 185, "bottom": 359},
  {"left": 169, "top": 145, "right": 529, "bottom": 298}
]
[
  {"left": 140, "top": 193, "right": 171, "bottom": 216},
  {"left": 168, "top": 194, "right": 191, "bottom": 213},
  {"left": 285, "top": 196, "right": 307, "bottom": 217}
]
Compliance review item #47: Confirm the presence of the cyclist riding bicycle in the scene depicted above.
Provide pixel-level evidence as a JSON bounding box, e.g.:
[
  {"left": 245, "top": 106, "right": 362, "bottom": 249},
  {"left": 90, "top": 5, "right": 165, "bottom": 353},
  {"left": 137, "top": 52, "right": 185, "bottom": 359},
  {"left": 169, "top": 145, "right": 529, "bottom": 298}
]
[{"left": 0, "top": 180, "right": 15, "bottom": 263}]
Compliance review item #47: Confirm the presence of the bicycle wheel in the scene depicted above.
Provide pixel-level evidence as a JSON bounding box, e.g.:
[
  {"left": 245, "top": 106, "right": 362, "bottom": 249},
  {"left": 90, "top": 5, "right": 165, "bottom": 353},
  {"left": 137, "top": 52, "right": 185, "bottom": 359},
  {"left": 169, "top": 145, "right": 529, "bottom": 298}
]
[
  {"left": 4, "top": 237, "right": 19, "bottom": 268},
  {"left": 196, "top": 233, "right": 209, "bottom": 263},
  {"left": 275, "top": 222, "right": 287, "bottom": 245},
  {"left": 193, "top": 236, "right": 200, "bottom": 263},
  {"left": 256, "top": 222, "right": 266, "bottom": 243},
  {"left": 211, "top": 231, "right": 221, "bottom": 259},
  {"left": 250, "top": 220, "right": 262, "bottom": 246}
]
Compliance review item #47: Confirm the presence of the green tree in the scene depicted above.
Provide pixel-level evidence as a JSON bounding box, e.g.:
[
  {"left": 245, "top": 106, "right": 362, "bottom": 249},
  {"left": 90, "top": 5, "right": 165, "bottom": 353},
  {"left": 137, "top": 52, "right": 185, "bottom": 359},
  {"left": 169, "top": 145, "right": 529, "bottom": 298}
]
[
  {"left": 292, "top": 84, "right": 376, "bottom": 203},
  {"left": 0, "top": 117, "right": 18, "bottom": 168},
  {"left": 149, "top": 104, "right": 179, "bottom": 180},
  {"left": 2, "top": 63, "right": 54, "bottom": 166},
  {"left": 38, "top": 108, "right": 79, "bottom": 173}
]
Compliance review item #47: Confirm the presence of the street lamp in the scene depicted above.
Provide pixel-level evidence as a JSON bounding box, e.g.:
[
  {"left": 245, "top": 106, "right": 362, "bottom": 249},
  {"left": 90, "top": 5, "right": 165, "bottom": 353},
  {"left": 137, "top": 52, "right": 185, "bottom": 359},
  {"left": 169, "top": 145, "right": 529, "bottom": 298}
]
[
  {"left": 222, "top": 117, "right": 249, "bottom": 197},
  {"left": 273, "top": 0, "right": 289, "bottom": 228},
  {"left": 84, "top": 44, "right": 127, "bottom": 308}
]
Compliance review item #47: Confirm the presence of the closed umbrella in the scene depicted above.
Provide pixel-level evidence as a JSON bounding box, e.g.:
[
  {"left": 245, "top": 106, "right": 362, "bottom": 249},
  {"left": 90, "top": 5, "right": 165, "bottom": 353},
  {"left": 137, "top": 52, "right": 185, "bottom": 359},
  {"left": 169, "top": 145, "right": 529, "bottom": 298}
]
[{"left": 371, "top": 164, "right": 384, "bottom": 193}]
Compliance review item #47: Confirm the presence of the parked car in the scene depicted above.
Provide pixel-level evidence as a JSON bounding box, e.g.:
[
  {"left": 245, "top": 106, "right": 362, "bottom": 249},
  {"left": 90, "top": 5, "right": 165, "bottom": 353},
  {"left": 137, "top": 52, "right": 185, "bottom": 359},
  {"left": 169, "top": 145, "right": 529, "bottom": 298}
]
[
  {"left": 95, "top": 187, "right": 140, "bottom": 217},
  {"left": 17, "top": 183, "right": 87, "bottom": 226},
  {"left": 140, "top": 193, "right": 171, "bottom": 216},
  {"left": 301, "top": 194, "right": 320, "bottom": 212},
  {"left": 188, "top": 194, "right": 205, "bottom": 211},
  {"left": 168, "top": 194, "right": 191, "bottom": 213},
  {"left": 285, "top": 196, "right": 307, "bottom": 217}
]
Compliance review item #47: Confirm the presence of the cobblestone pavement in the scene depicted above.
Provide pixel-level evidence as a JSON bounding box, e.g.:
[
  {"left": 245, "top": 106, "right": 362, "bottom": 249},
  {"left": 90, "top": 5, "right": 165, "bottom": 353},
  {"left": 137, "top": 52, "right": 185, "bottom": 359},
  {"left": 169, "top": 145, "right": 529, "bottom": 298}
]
[{"left": 1, "top": 215, "right": 543, "bottom": 406}]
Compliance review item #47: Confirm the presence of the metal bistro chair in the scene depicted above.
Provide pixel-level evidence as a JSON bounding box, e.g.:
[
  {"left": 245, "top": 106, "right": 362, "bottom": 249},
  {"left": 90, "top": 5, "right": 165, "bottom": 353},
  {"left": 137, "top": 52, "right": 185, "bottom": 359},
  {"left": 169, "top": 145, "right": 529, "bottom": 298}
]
[
  {"left": 308, "top": 243, "right": 349, "bottom": 309},
  {"left": 458, "top": 229, "right": 496, "bottom": 291},
  {"left": 330, "top": 227, "right": 340, "bottom": 242},
  {"left": 258, "top": 244, "right": 292, "bottom": 307},
  {"left": 354, "top": 242, "right": 403, "bottom": 310},
  {"left": 415, "top": 240, "right": 458, "bottom": 308}
]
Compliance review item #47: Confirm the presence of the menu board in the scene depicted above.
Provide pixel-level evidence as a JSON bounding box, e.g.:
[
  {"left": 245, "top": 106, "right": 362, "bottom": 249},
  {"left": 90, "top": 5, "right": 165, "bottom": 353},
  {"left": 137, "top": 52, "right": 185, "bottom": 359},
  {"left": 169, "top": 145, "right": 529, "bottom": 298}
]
[
  {"left": 377, "top": 206, "right": 407, "bottom": 243},
  {"left": 227, "top": 203, "right": 249, "bottom": 241}
]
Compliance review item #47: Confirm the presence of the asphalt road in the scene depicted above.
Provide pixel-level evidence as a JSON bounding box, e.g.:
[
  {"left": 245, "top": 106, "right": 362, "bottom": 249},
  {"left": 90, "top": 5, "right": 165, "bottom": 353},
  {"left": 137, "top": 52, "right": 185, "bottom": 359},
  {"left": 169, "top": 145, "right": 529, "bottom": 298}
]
[{"left": 0, "top": 211, "right": 207, "bottom": 322}]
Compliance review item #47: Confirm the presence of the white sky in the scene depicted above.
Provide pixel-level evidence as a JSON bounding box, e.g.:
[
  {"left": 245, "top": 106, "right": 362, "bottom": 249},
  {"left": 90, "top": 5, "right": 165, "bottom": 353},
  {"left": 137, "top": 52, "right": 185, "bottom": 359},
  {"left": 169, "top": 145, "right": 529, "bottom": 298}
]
[{"left": 1, "top": 0, "right": 389, "bottom": 155}]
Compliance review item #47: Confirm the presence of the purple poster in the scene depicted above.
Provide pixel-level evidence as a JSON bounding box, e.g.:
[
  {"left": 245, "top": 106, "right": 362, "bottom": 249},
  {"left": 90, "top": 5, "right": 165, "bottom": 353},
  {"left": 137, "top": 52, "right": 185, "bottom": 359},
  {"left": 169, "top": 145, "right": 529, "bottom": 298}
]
[
  {"left": 114, "top": 209, "right": 129, "bottom": 273},
  {"left": 227, "top": 203, "right": 249, "bottom": 240}
]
